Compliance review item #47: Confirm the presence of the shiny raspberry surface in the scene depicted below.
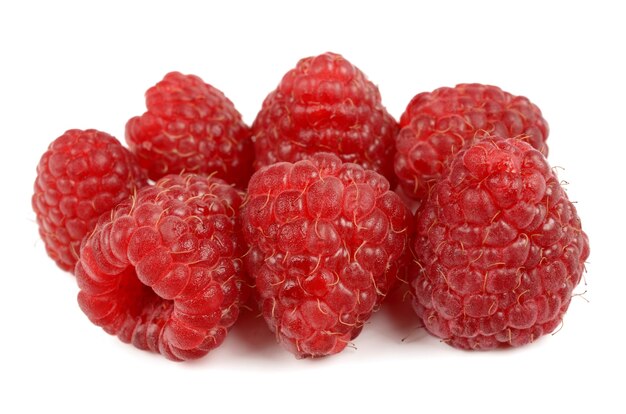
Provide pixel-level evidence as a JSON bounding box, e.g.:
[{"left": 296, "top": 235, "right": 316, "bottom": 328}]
[
  {"left": 126, "top": 72, "right": 254, "bottom": 187},
  {"left": 32, "top": 129, "right": 146, "bottom": 271},
  {"left": 252, "top": 52, "right": 398, "bottom": 182},
  {"left": 410, "top": 138, "right": 589, "bottom": 349},
  {"left": 75, "top": 174, "right": 247, "bottom": 361},
  {"left": 241, "top": 153, "right": 410, "bottom": 358},
  {"left": 395, "top": 84, "right": 549, "bottom": 203}
]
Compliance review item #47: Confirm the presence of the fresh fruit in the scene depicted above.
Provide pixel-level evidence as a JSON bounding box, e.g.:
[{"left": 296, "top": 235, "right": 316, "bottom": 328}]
[
  {"left": 410, "top": 137, "right": 589, "bottom": 350},
  {"left": 32, "top": 129, "right": 146, "bottom": 272},
  {"left": 125, "top": 71, "right": 254, "bottom": 187},
  {"left": 395, "top": 83, "right": 549, "bottom": 203},
  {"left": 241, "top": 152, "right": 410, "bottom": 358},
  {"left": 75, "top": 173, "right": 248, "bottom": 361},
  {"left": 252, "top": 52, "right": 398, "bottom": 182}
]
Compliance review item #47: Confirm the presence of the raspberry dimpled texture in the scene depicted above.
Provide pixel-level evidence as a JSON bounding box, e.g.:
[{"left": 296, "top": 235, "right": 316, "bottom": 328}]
[
  {"left": 75, "top": 174, "right": 248, "bottom": 361},
  {"left": 125, "top": 72, "right": 254, "bottom": 188},
  {"left": 252, "top": 52, "right": 399, "bottom": 182},
  {"left": 410, "top": 137, "right": 589, "bottom": 350},
  {"left": 395, "top": 83, "right": 549, "bottom": 203},
  {"left": 32, "top": 129, "right": 147, "bottom": 272},
  {"left": 241, "top": 153, "right": 411, "bottom": 358}
]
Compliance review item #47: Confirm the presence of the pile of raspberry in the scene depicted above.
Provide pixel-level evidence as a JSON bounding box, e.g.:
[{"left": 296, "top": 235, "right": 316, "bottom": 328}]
[{"left": 33, "top": 52, "right": 589, "bottom": 361}]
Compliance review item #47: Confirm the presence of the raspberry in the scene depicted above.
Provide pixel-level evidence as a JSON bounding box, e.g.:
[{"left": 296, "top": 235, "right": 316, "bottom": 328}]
[
  {"left": 409, "top": 137, "right": 589, "bottom": 350},
  {"left": 32, "top": 129, "right": 146, "bottom": 272},
  {"left": 125, "top": 71, "right": 254, "bottom": 187},
  {"left": 395, "top": 83, "right": 549, "bottom": 203},
  {"left": 252, "top": 52, "right": 398, "bottom": 182},
  {"left": 75, "top": 174, "right": 247, "bottom": 361},
  {"left": 241, "top": 153, "right": 410, "bottom": 358}
]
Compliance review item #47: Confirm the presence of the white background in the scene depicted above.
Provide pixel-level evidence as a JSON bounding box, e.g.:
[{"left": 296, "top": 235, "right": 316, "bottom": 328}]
[{"left": 1, "top": 1, "right": 623, "bottom": 412}]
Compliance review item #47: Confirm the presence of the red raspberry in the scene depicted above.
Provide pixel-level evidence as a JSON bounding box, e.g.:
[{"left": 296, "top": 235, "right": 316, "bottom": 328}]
[
  {"left": 75, "top": 174, "right": 247, "bottom": 361},
  {"left": 410, "top": 137, "right": 589, "bottom": 350},
  {"left": 395, "top": 84, "right": 549, "bottom": 203},
  {"left": 125, "top": 72, "right": 254, "bottom": 187},
  {"left": 241, "top": 153, "right": 410, "bottom": 358},
  {"left": 32, "top": 129, "right": 146, "bottom": 272},
  {"left": 252, "top": 52, "right": 398, "bottom": 182}
]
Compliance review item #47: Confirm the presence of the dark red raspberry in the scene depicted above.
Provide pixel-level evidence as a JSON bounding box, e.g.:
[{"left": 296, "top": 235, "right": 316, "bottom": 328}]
[
  {"left": 410, "top": 137, "right": 589, "bottom": 350},
  {"left": 252, "top": 52, "right": 398, "bottom": 182},
  {"left": 75, "top": 174, "right": 248, "bottom": 361},
  {"left": 395, "top": 83, "right": 549, "bottom": 203},
  {"left": 125, "top": 72, "right": 254, "bottom": 188},
  {"left": 241, "top": 153, "right": 410, "bottom": 358},
  {"left": 33, "top": 129, "right": 146, "bottom": 272}
]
